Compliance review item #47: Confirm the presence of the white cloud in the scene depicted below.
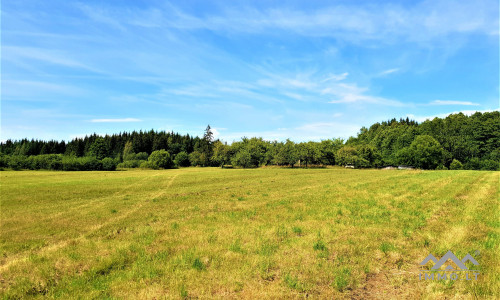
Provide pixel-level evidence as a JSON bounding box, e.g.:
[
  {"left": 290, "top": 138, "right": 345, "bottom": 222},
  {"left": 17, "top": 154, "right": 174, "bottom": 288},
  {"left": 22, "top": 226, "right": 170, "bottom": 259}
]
[
  {"left": 322, "top": 72, "right": 349, "bottom": 82},
  {"left": 2, "top": 46, "right": 101, "bottom": 72},
  {"left": 323, "top": 83, "right": 403, "bottom": 106},
  {"left": 254, "top": 70, "right": 404, "bottom": 106},
  {"left": 75, "top": 0, "right": 498, "bottom": 45},
  {"left": 379, "top": 68, "right": 400, "bottom": 76},
  {"left": 167, "top": 80, "right": 284, "bottom": 104},
  {"left": 430, "top": 100, "right": 480, "bottom": 106},
  {"left": 210, "top": 127, "right": 227, "bottom": 139},
  {"left": 282, "top": 92, "right": 304, "bottom": 100},
  {"left": 216, "top": 121, "right": 360, "bottom": 143},
  {"left": 90, "top": 118, "right": 142, "bottom": 123},
  {"left": 2, "top": 80, "right": 84, "bottom": 99}
]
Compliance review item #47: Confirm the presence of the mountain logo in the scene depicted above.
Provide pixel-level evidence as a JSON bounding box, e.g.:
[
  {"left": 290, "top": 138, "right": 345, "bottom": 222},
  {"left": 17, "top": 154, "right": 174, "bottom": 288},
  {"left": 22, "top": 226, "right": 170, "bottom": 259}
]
[{"left": 420, "top": 250, "right": 479, "bottom": 271}]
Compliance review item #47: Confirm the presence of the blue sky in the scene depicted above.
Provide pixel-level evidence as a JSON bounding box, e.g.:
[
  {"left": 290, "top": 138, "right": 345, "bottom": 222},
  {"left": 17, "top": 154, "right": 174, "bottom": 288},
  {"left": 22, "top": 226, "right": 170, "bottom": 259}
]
[{"left": 1, "top": 0, "right": 499, "bottom": 142}]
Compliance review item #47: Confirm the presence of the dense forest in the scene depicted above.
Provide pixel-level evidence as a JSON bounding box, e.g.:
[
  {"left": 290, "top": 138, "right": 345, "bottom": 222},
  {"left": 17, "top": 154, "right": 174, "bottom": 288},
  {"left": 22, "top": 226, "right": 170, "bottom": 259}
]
[{"left": 1, "top": 111, "right": 499, "bottom": 171}]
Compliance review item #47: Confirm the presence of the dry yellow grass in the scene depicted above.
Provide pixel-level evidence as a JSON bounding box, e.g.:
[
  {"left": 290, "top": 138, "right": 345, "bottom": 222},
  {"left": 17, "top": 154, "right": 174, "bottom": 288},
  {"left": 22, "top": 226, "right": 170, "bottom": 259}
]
[{"left": 0, "top": 168, "right": 498, "bottom": 299}]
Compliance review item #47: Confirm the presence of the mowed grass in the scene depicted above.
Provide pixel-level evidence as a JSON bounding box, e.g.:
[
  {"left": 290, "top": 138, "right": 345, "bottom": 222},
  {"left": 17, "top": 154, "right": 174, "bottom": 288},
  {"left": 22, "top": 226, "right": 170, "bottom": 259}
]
[{"left": 0, "top": 168, "right": 498, "bottom": 299}]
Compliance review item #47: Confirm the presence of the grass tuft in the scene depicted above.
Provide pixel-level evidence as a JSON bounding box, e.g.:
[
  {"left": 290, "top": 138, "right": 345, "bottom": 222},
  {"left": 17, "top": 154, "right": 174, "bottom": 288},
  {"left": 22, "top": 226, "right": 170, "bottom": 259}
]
[{"left": 192, "top": 258, "right": 205, "bottom": 271}]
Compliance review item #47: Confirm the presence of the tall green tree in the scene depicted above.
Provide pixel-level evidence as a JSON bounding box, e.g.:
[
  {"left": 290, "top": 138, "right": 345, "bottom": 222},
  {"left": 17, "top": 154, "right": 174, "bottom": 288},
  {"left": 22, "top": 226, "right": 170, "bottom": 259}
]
[
  {"left": 89, "top": 137, "right": 108, "bottom": 160},
  {"left": 397, "top": 135, "right": 445, "bottom": 169},
  {"left": 196, "top": 125, "right": 214, "bottom": 166},
  {"left": 212, "top": 141, "right": 230, "bottom": 167}
]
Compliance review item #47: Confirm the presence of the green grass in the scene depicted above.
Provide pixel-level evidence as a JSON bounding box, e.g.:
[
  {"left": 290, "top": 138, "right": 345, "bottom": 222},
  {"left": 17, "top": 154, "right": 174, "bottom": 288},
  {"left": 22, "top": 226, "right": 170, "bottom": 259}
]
[{"left": 0, "top": 168, "right": 498, "bottom": 298}]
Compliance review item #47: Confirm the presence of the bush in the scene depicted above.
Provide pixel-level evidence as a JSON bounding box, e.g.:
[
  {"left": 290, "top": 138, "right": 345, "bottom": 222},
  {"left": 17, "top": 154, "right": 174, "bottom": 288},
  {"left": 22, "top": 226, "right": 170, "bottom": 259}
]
[
  {"left": 189, "top": 151, "right": 203, "bottom": 167},
  {"left": 62, "top": 156, "right": 102, "bottom": 171},
  {"left": 140, "top": 161, "right": 153, "bottom": 169},
  {"left": 397, "top": 135, "right": 444, "bottom": 169},
  {"left": 336, "top": 146, "right": 358, "bottom": 166},
  {"left": 136, "top": 152, "right": 149, "bottom": 161},
  {"left": 436, "top": 164, "right": 448, "bottom": 170},
  {"left": 25, "top": 156, "right": 36, "bottom": 169},
  {"left": 148, "top": 150, "right": 173, "bottom": 169},
  {"left": 117, "top": 160, "right": 144, "bottom": 168},
  {"left": 123, "top": 153, "right": 136, "bottom": 161},
  {"left": 81, "top": 157, "right": 102, "bottom": 171},
  {"left": 62, "top": 156, "right": 81, "bottom": 171},
  {"left": 231, "top": 149, "right": 253, "bottom": 168},
  {"left": 0, "top": 154, "right": 8, "bottom": 168},
  {"left": 8, "top": 156, "right": 29, "bottom": 170},
  {"left": 174, "top": 151, "right": 190, "bottom": 167},
  {"left": 29, "top": 154, "right": 63, "bottom": 170},
  {"left": 101, "top": 157, "right": 118, "bottom": 171},
  {"left": 464, "top": 157, "right": 481, "bottom": 170},
  {"left": 336, "top": 146, "right": 370, "bottom": 168},
  {"left": 449, "top": 159, "right": 463, "bottom": 170},
  {"left": 480, "top": 159, "right": 499, "bottom": 171}
]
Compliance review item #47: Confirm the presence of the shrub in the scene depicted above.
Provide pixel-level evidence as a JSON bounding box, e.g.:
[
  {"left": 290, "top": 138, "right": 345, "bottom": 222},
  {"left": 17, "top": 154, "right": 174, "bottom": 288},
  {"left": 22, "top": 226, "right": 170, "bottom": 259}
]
[
  {"left": 140, "top": 161, "right": 153, "bottom": 169},
  {"left": 0, "top": 154, "right": 8, "bottom": 168},
  {"left": 62, "top": 156, "right": 81, "bottom": 171},
  {"left": 123, "top": 153, "right": 137, "bottom": 161},
  {"left": 136, "top": 152, "right": 149, "bottom": 161},
  {"left": 117, "top": 160, "right": 144, "bottom": 168},
  {"left": 148, "top": 150, "right": 173, "bottom": 169},
  {"left": 449, "top": 159, "right": 463, "bottom": 170},
  {"left": 47, "top": 155, "right": 63, "bottom": 170},
  {"left": 480, "top": 159, "right": 499, "bottom": 171},
  {"left": 464, "top": 157, "right": 481, "bottom": 170},
  {"left": 397, "top": 135, "right": 444, "bottom": 169},
  {"left": 25, "top": 156, "right": 36, "bottom": 169},
  {"left": 436, "top": 164, "right": 448, "bottom": 170},
  {"left": 336, "top": 146, "right": 369, "bottom": 168},
  {"left": 101, "top": 157, "right": 118, "bottom": 171},
  {"left": 189, "top": 151, "right": 203, "bottom": 167},
  {"left": 174, "top": 151, "right": 190, "bottom": 167},
  {"left": 231, "top": 149, "right": 253, "bottom": 168},
  {"left": 8, "top": 156, "right": 30, "bottom": 170},
  {"left": 81, "top": 157, "right": 102, "bottom": 171},
  {"left": 29, "top": 154, "right": 63, "bottom": 170},
  {"left": 62, "top": 156, "right": 103, "bottom": 171}
]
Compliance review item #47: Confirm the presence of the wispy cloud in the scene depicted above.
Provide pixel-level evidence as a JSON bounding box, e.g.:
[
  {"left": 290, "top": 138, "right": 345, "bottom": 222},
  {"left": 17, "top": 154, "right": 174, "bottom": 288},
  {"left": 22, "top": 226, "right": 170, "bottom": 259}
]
[
  {"left": 166, "top": 80, "right": 284, "bottom": 104},
  {"left": 74, "top": 0, "right": 498, "bottom": 45},
  {"left": 1, "top": 1, "right": 496, "bottom": 141},
  {"left": 2, "top": 80, "right": 84, "bottom": 100},
  {"left": 323, "top": 83, "right": 403, "bottom": 106},
  {"left": 254, "top": 70, "right": 403, "bottom": 106},
  {"left": 2, "top": 46, "right": 100, "bottom": 72},
  {"left": 322, "top": 72, "right": 349, "bottom": 82},
  {"left": 379, "top": 68, "right": 400, "bottom": 76},
  {"left": 430, "top": 100, "right": 480, "bottom": 106},
  {"left": 90, "top": 118, "right": 142, "bottom": 123},
  {"left": 217, "top": 121, "right": 360, "bottom": 142}
]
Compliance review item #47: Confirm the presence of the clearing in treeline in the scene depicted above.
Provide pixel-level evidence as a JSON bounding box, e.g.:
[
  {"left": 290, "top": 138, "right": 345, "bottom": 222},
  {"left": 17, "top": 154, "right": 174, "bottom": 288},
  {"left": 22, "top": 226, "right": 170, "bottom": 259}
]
[{"left": 0, "top": 168, "right": 499, "bottom": 298}]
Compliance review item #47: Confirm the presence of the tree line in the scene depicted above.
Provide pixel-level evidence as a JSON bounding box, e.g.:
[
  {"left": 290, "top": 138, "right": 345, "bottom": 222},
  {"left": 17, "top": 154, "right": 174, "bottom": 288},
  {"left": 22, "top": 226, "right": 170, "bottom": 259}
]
[{"left": 1, "top": 112, "right": 498, "bottom": 171}]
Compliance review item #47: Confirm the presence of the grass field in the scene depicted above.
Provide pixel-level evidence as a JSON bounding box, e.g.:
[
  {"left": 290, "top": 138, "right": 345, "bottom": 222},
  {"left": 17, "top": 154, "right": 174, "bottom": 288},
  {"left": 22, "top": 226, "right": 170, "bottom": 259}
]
[{"left": 0, "top": 168, "right": 498, "bottom": 299}]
